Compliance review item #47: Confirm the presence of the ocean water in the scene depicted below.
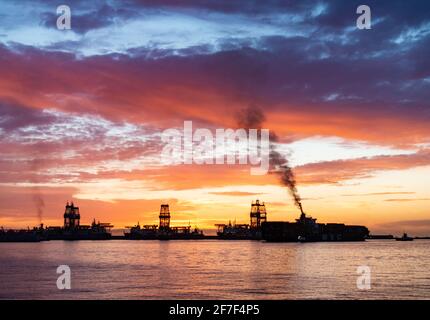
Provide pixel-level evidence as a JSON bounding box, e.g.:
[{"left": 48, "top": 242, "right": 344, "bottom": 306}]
[{"left": 0, "top": 240, "right": 429, "bottom": 299}]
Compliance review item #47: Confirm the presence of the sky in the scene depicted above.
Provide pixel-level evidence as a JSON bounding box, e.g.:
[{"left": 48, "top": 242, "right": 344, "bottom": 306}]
[{"left": 0, "top": 0, "right": 429, "bottom": 235}]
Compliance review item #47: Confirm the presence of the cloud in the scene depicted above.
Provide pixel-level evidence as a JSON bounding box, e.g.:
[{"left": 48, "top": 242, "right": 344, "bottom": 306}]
[
  {"left": 296, "top": 150, "right": 430, "bottom": 184},
  {"left": 0, "top": 100, "right": 56, "bottom": 131},
  {"left": 39, "top": 4, "right": 138, "bottom": 34},
  {"left": 128, "top": 0, "right": 314, "bottom": 14},
  {"left": 1, "top": 0, "right": 430, "bottom": 230},
  {"left": 209, "top": 191, "right": 265, "bottom": 196},
  {"left": 341, "top": 192, "right": 416, "bottom": 196},
  {"left": 1, "top": 41, "right": 430, "bottom": 148},
  {"left": 384, "top": 198, "right": 430, "bottom": 202},
  {"left": 0, "top": 101, "right": 164, "bottom": 184},
  {"left": 375, "top": 219, "right": 430, "bottom": 236}
]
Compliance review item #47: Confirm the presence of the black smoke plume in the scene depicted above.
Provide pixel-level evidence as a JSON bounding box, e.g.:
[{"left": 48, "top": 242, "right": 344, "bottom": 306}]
[
  {"left": 236, "top": 105, "right": 266, "bottom": 129},
  {"left": 31, "top": 159, "right": 44, "bottom": 224},
  {"left": 236, "top": 106, "right": 304, "bottom": 214},
  {"left": 32, "top": 190, "right": 45, "bottom": 224}
]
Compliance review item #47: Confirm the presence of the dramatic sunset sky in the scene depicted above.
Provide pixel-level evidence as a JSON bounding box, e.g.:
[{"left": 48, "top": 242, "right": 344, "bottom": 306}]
[{"left": 1, "top": 0, "right": 429, "bottom": 235}]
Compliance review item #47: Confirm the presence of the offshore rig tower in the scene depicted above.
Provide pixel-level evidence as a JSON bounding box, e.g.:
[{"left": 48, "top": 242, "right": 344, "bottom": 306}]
[
  {"left": 250, "top": 200, "right": 267, "bottom": 229},
  {"left": 64, "top": 201, "right": 81, "bottom": 230},
  {"left": 159, "top": 204, "right": 171, "bottom": 230},
  {"left": 215, "top": 200, "right": 267, "bottom": 239}
]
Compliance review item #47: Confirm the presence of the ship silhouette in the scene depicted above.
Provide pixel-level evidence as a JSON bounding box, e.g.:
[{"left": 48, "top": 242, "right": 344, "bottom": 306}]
[
  {"left": 0, "top": 202, "right": 113, "bottom": 242},
  {"left": 124, "top": 204, "right": 204, "bottom": 240},
  {"left": 215, "top": 200, "right": 369, "bottom": 242}
]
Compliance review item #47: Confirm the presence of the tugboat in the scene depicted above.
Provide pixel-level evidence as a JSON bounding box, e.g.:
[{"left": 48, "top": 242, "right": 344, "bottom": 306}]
[{"left": 395, "top": 233, "right": 414, "bottom": 241}]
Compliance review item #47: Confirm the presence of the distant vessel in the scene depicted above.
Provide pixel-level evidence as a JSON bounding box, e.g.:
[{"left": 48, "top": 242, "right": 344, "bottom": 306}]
[
  {"left": 262, "top": 209, "right": 369, "bottom": 242},
  {"left": 395, "top": 233, "right": 414, "bottom": 241},
  {"left": 124, "top": 204, "right": 204, "bottom": 240}
]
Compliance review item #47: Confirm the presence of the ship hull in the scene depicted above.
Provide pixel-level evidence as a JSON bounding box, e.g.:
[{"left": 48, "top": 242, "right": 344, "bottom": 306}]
[
  {"left": 0, "top": 232, "right": 42, "bottom": 242},
  {"left": 45, "top": 231, "right": 111, "bottom": 241},
  {"left": 125, "top": 231, "right": 204, "bottom": 240},
  {"left": 262, "top": 222, "right": 369, "bottom": 242},
  {"left": 216, "top": 231, "right": 262, "bottom": 240}
]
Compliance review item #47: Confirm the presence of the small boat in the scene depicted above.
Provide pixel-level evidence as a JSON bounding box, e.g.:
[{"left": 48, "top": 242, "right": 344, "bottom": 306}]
[{"left": 395, "top": 233, "right": 414, "bottom": 241}]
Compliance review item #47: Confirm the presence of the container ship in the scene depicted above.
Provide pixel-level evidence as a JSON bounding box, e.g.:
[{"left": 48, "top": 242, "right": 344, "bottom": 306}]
[
  {"left": 216, "top": 200, "right": 369, "bottom": 242},
  {"left": 261, "top": 209, "right": 369, "bottom": 242},
  {"left": 124, "top": 204, "right": 204, "bottom": 240}
]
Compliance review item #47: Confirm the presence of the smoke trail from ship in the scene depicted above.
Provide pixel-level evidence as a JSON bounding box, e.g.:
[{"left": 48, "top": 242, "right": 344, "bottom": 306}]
[
  {"left": 268, "top": 133, "right": 303, "bottom": 213},
  {"left": 32, "top": 191, "right": 45, "bottom": 224},
  {"left": 31, "top": 159, "right": 44, "bottom": 224},
  {"left": 236, "top": 105, "right": 266, "bottom": 130},
  {"left": 236, "top": 106, "right": 304, "bottom": 213}
]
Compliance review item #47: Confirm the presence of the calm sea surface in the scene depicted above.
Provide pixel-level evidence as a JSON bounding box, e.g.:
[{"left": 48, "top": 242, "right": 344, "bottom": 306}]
[{"left": 0, "top": 240, "right": 429, "bottom": 299}]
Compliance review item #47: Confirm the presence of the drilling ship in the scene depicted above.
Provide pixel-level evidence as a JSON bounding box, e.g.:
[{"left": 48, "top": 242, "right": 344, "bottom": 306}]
[
  {"left": 0, "top": 202, "right": 113, "bottom": 242},
  {"left": 215, "top": 200, "right": 267, "bottom": 240},
  {"left": 124, "top": 204, "right": 204, "bottom": 240},
  {"left": 0, "top": 228, "right": 42, "bottom": 242},
  {"left": 42, "top": 202, "right": 113, "bottom": 240}
]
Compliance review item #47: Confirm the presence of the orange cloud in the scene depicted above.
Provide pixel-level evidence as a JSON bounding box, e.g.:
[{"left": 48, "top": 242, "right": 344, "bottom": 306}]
[
  {"left": 2, "top": 45, "right": 430, "bottom": 148},
  {"left": 295, "top": 149, "right": 430, "bottom": 185}
]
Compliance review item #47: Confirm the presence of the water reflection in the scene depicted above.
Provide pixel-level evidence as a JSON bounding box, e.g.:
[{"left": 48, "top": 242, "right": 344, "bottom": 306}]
[{"left": 0, "top": 240, "right": 429, "bottom": 299}]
